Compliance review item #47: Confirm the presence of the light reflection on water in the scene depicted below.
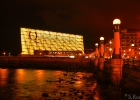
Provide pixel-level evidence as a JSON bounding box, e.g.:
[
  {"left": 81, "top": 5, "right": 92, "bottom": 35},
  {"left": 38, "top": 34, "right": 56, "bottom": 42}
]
[
  {"left": 16, "top": 69, "right": 26, "bottom": 83},
  {"left": 34, "top": 70, "right": 45, "bottom": 82},
  {"left": 0, "top": 69, "right": 8, "bottom": 86},
  {"left": 0, "top": 68, "right": 102, "bottom": 100}
]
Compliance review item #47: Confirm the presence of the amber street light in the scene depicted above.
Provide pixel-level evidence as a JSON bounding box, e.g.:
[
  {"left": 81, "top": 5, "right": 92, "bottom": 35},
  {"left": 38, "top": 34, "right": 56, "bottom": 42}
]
[
  {"left": 95, "top": 43, "right": 98, "bottom": 47},
  {"left": 109, "top": 41, "right": 112, "bottom": 44},
  {"left": 131, "top": 44, "right": 135, "bottom": 58},
  {"left": 113, "top": 19, "right": 121, "bottom": 25},
  {"left": 100, "top": 37, "right": 104, "bottom": 58},
  {"left": 100, "top": 37, "right": 104, "bottom": 41},
  {"left": 95, "top": 43, "right": 99, "bottom": 58},
  {"left": 3, "top": 52, "right": 6, "bottom": 56}
]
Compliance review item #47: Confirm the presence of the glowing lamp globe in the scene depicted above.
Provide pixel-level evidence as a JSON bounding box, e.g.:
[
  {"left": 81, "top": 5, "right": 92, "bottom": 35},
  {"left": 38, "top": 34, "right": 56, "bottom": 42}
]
[
  {"left": 95, "top": 43, "right": 98, "bottom": 46},
  {"left": 100, "top": 37, "right": 104, "bottom": 41},
  {"left": 131, "top": 44, "right": 135, "bottom": 46},
  {"left": 113, "top": 19, "right": 121, "bottom": 25}
]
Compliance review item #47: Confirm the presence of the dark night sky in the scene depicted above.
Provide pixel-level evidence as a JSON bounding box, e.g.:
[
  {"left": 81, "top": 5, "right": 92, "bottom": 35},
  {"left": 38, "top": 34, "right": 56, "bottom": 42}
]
[{"left": 1, "top": 0, "right": 140, "bottom": 55}]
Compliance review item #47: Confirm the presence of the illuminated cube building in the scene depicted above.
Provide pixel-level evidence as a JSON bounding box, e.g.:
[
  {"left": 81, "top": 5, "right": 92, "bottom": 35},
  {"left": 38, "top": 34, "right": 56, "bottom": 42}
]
[{"left": 20, "top": 28, "right": 84, "bottom": 56}]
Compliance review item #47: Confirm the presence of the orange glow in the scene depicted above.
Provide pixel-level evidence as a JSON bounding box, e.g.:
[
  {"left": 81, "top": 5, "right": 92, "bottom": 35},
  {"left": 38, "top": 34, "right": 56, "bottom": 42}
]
[
  {"left": 114, "top": 32, "right": 121, "bottom": 54},
  {"left": 76, "top": 72, "right": 83, "bottom": 78},
  {"left": 109, "top": 41, "right": 112, "bottom": 44},
  {"left": 129, "top": 49, "right": 131, "bottom": 51},
  {"left": 16, "top": 69, "right": 25, "bottom": 83},
  {"left": 79, "top": 53, "right": 82, "bottom": 56},
  {"left": 109, "top": 48, "right": 112, "bottom": 51},
  {"left": 75, "top": 81, "right": 83, "bottom": 86},
  {"left": 54, "top": 70, "right": 64, "bottom": 77},
  {"left": 0, "top": 69, "right": 8, "bottom": 85},
  {"left": 113, "top": 19, "right": 121, "bottom": 25},
  {"left": 131, "top": 44, "right": 135, "bottom": 46},
  {"left": 34, "top": 70, "right": 44, "bottom": 82},
  {"left": 93, "top": 91, "right": 99, "bottom": 100},
  {"left": 94, "top": 58, "right": 98, "bottom": 67}
]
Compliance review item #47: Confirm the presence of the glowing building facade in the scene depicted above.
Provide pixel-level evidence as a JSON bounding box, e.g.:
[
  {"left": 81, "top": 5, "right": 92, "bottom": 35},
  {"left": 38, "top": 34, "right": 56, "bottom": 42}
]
[{"left": 20, "top": 28, "right": 84, "bottom": 56}]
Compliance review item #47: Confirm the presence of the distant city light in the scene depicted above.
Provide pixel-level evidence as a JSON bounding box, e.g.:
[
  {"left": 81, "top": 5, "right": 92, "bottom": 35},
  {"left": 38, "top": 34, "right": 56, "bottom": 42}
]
[
  {"left": 3, "top": 52, "right": 6, "bottom": 56},
  {"left": 109, "top": 48, "right": 112, "bottom": 51},
  {"left": 131, "top": 44, "right": 135, "bottom": 46},
  {"left": 69, "top": 56, "right": 75, "bottom": 58}
]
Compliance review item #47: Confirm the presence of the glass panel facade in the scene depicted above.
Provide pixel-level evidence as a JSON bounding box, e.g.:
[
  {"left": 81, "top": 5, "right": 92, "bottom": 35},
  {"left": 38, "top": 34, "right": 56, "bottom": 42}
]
[{"left": 21, "top": 28, "right": 84, "bottom": 55}]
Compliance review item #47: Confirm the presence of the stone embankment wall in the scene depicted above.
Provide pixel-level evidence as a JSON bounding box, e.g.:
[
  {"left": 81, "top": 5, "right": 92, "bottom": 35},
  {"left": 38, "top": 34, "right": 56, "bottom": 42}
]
[{"left": 0, "top": 57, "right": 93, "bottom": 70}]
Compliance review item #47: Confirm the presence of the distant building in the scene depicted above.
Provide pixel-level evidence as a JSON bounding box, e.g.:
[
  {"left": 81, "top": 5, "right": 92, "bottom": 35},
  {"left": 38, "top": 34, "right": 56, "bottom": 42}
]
[
  {"left": 120, "top": 29, "right": 140, "bottom": 59},
  {"left": 104, "top": 39, "right": 114, "bottom": 58},
  {"left": 20, "top": 28, "right": 84, "bottom": 56},
  {"left": 104, "top": 29, "right": 140, "bottom": 59}
]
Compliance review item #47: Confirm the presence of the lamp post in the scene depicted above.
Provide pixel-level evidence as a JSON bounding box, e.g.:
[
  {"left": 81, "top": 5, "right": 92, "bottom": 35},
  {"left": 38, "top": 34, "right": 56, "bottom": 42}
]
[
  {"left": 131, "top": 44, "right": 135, "bottom": 58},
  {"left": 3, "top": 52, "right": 6, "bottom": 56},
  {"left": 109, "top": 48, "right": 112, "bottom": 58},
  {"left": 98, "top": 37, "right": 105, "bottom": 75},
  {"left": 94, "top": 43, "right": 99, "bottom": 71},
  {"left": 112, "top": 19, "right": 121, "bottom": 58},
  {"left": 95, "top": 43, "right": 99, "bottom": 58},
  {"left": 109, "top": 41, "right": 112, "bottom": 45},
  {"left": 40, "top": 52, "right": 42, "bottom": 56},
  {"left": 100, "top": 37, "right": 104, "bottom": 58},
  {"left": 108, "top": 19, "right": 123, "bottom": 99},
  {"left": 131, "top": 44, "right": 135, "bottom": 66}
]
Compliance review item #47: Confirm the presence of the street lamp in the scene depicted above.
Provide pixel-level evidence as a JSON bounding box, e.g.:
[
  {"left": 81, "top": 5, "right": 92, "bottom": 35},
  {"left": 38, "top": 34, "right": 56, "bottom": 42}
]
[
  {"left": 112, "top": 19, "right": 121, "bottom": 58},
  {"left": 131, "top": 44, "right": 135, "bottom": 58},
  {"left": 100, "top": 37, "right": 104, "bottom": 58},
  {"left": 109, "top": 41, "right": 112, "bottom": 44},
  {"left": 109, "top": 48, "right": 112, "bottom": 58},
  {"left": 95, "top": 43, "right": 99, "bottom": 58},
  {"left": 113, "top": 19, "right": 121, "bottom": 25},
  {"left": 3, "top": 52, "right": 6, "bottom": 56},
  {"left": 95, "top": 43, "right": 98, "bottom": 47},
  {"left": 100, "top": 37, "right": 104, "bottom": 41},
  {"left": 131, "top": 44, "right": 135, "bottom": 66}
]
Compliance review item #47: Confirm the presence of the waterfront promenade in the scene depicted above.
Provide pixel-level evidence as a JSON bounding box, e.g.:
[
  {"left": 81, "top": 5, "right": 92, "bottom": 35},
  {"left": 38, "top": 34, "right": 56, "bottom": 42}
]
[{"left": 0, "top": 57, "right": 92, "bottom": 70}]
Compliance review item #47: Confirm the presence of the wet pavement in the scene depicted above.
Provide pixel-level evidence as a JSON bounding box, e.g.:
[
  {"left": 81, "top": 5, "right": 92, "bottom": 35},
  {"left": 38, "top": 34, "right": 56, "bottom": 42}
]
[{"left": 0, "top": 68, "right": 108, "bottom": 100}]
